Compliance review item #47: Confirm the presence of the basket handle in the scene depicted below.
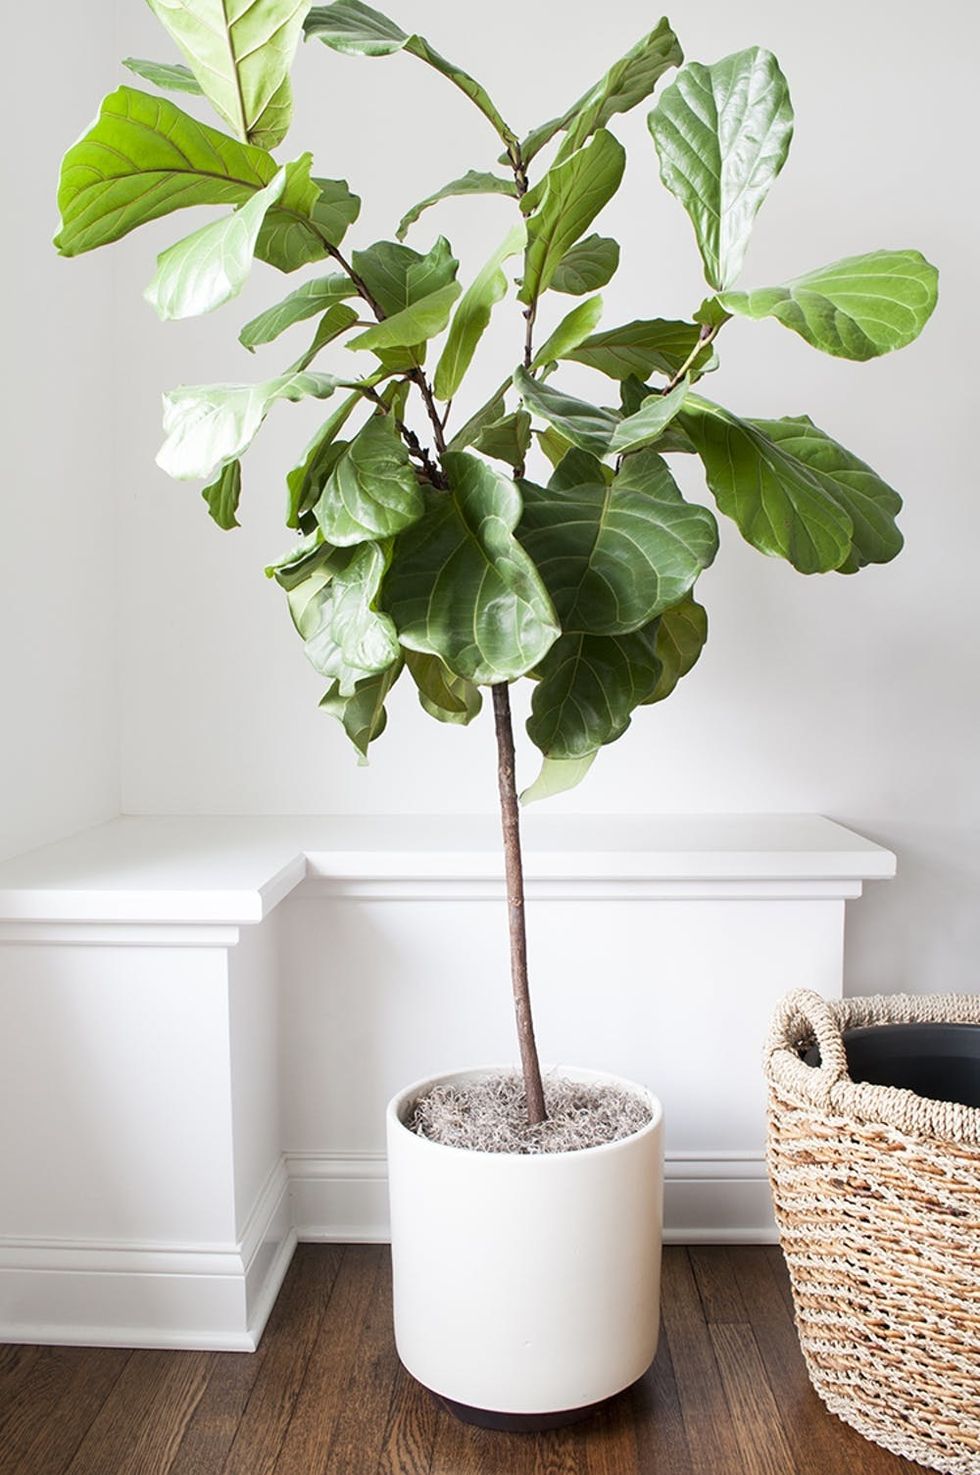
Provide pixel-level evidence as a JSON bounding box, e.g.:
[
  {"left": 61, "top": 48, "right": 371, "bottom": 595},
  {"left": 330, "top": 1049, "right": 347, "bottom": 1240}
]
[{"left": 767, "top": 989, "right": 849, "bottom": 1091}]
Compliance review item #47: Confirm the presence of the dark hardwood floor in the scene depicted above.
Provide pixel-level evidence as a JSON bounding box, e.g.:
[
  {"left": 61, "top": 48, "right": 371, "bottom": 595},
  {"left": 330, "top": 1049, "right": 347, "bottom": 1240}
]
[{"left": 0, "top": 1245, "right": 930, "bottom": 1474}]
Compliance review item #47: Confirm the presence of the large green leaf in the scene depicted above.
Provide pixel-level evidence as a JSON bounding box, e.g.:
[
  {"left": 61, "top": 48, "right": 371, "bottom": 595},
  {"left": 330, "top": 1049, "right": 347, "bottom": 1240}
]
[
  {"left": 521, "top": 18, "right": 682, "bottom": 165},
  {"left": 144, "top": 168, "right": 288, "bottom": 320},
  {"left": 240, "top": 273, "right": 358, "bottom": 348},
  {"left": 348, "top": 282, "right": 460, "bottom": 354},
  {"left": 519, "top": 129, "right": 626, "bottom": 307},
  {"left": 434, "top": 223, "right": 525, "bottom": 401},
  {"left": 315, "top": 413, "right": 423, "bottom": 544},
  {"left": 351, "top": 236, "right": 458, "bottom": 315},
  {"left": 382, "top": 452, "right": 559, "bottom": 684},
  {"left": 514, "top": 367, "right": 689, "bottom": 458},
  {"left": 404, "top": 649, "right": 482, "bottom": 725},
  {"left": 550, "top": 235, "right": 620, "bottom": 296},
  {"left": 122, "top": 57, "right": 203, "bottom": 94},
  {"left": 305, "top": 2, "right": 518, "bottom": 151},
  {"left": 285, "top": 392, "right": 363, "bottom": 527},
  {"left": 565, "top": 319, "right": 706, "bottom": 380},
  {"left": 397, "top": 170, "right": 518, "bottom": 241},
  {"left": 716, "top": 250, "right": 939, "bottom": 361},
  {"left": 320, "top": 659, "right": 402, "bottom": 757},
  {"left": 519, "top": 448, "right": 717, "bottom": 634},
  {"left": 471, "top": 411, "right": 532, "bottom": 468},
  {"left": 644, "top": 595, "right": 708, "bottom": 703},
  {"left": 531, "top": 296, "right": 604, "bottom": 370},
  {"left": 527, "top": 627, "right": 662, "bottom": 760},
  {"left": 255, "top": 173, "right": 361, "bottom": 269},
  {"left": 53, "top": 88, "right": 346, "bottom": 271},
  {"left": 747, "top": 416, "right": 903, "bottom": 572},
  {"left": 157, "top": 370, "right": 342, "bottom": 481},
  {"left": 288, "top": 542, "right": 400, "bottom": 694},
  {"left": 648, "top": 48, "right": 793, "bottom": 290},
  {"left": 679, "top": 395, "right": 856, "bottom": 573},
  {"left": 144, "top": 0, "right": 310, "bottom": 149},
  {"left": 201, "top": 459, "right": 242, "bottom": 529}
]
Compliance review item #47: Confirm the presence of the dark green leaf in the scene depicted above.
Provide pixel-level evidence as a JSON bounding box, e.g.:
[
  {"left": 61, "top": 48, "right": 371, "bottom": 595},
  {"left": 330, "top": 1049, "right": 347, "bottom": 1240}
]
[
  {"left": 404, "top": 649, "right": 482, "bottom": 725},
  {"left": 240, "top": 274, "right": 358, "bottom": 349},
  {"left": 648, "top": 48, "right": 793, "bottom": 290},
  {"left": 527, "top": 627, "right": 662, "bottom": 759},
  {"left": 679, "top": 395, "right": 854, "bottom": 573},
  {"left": 382, "top": 451, "right": 559, "bottom": 684},
  {"left": 315, "top": 412, "right": 423, "bottom": 544},
  {"left": 255, "top": 170, "right": 361, "bottom": 271},
  {"left": 288, "top": 542, "right": 400, "bottom": 694},
  {"left": 351, "top": 236, "right": 458, "bottom": 315},
  {"left": 514, "top": 366, "right": 689, "bottom": 458},
  {"left": 201, "top": 459, "right": 242, "bottom": 529},
  {"left": 471, "top": 411, "right": 532, "bottom": 467},
  {"left": 349, "top": 282, "right": 460, "bottom": 354},
  {"left": 550, "top": 235, "right": 620, "bottom": 295},
  {"left": 286, "top": 392, "right": 363, "bottom": 527},
  {"left": 644, "top": 595, "right": 708, "bottom": 703},
  {"left": 397, "top": 170, "right": 518, "bottom": 241},
  {"left": 122, "top": 58, "right": 203, "bottom": 94},
  {"left": 519, "top": 449, "right": 717, "bottom": 634},
  {"left": 320, "top": 659, "right": 403, "bottom": 758},
  {"left": 434, "top": 223, "right": 525, "bottom": 401},
  {"left": 565, "top": 318, "right": 707, "bottom": 380},
  {"left": 145, "top": 0, "right": 308, "bottom": 149},
  {"left": 445, "top": 384, "right": 509, "bottom": 452},
  {"left": 519, "top": 129, "right": 626, "bottom": 306},
  {"left": 716, "top": 249, "right": 939, "bottom": 360}
]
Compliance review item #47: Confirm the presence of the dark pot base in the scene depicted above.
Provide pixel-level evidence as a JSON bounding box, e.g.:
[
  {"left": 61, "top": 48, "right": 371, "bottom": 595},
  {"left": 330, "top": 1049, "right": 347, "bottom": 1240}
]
[{"left": 433, "top": 1382, "right": 633, "bottom": 1432}]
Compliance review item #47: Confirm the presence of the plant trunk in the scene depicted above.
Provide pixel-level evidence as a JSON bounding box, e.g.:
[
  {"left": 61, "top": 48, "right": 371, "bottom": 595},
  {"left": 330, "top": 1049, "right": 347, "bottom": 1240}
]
[{"left": 491, "top": 682, "right": 547, "bottom": 1126}]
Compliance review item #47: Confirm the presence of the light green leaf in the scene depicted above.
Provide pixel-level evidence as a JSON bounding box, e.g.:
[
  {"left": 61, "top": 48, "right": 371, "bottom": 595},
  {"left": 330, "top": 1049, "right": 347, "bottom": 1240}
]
[
  {"left": 471, "top": 411, "right": 532, "bottom": 468},
  {"left": 527, "top": 627, "right": 662, "bottom": 760},
  {"left": 746, "top": 416, "right": 903, "bottom": 572},
  {"left": 122, "top": 57, "right": 203, "bottom": 94},
  {"left": 648, "top": 48, "right": 793, "bottom": 290},
  {"left": 536, "top": 425, "right": 574, "bottom": 470},
  {"left": 240, "top": 274, "right": 358, "bottom": 348},
  {"left": 201, "top": 459, "right": 242, "bottom": 529},
  {"left": 520, "top": 753, "right": 596, "bottom": 805},
  {"left": 519, "top": 448, "right": 717, "bottom": 635},
  {"left": 145, "top": 168, "right": 287, "bottom": 321},
  {"left": 266, "top": 529, "right": 331, "bottom": 586},
  {"left": 404, "top": 649, "right": 482, "bottom": 725},
  {"left": 397, "top": 170, "right": 518, "bottom": 241},
  {"left": 315, "top": 412, "right": 423, "bottom": 544},
  {"left": 550, "top": 235, "right": 620, "bottom": 296},
  {"left": 289, "top": 542, "right": 400, "bottom": 694},
  {"left": 144, "top": 0, "right": 310, "bottom": 149},
  {"left": 434, "top": 223, "right": 525, "bottom": 401},
  {"left": 158, "top": 370, "right": 341, "bottom": 482},
  {"left": 289, "top": 302, "right": 360, "bottom": 371},
  {"left": 445, "top": 384, "right": 509, "bottom": 452},
  {"left": 520, "top": 18, "right": 682, "bottom": 165},
  {"left": 679, "top": 395, "right": 854, "bottom": 573},
  {"left": 514, "top": 366, "right": 688, "bottom": 458},
  {"left": 320, "top": 659, "right": 403, "bottom": 758},
  {"left": 351, "top": 236, "right": 458, "bottom": 316},
  {"left": 348, "top": 281, "right": 461, "bottom": 353},
  {"left": 644, "top": 595, "right": 708, "bottom": 703},
  {"left": 565, "top": 318, "right": 707, "bottom": 380},
  {"left": 382, "top": 451, "right": 559, "bottom": 684},
  {"left": 519, "top": 129, "right": 626, "bottom": 307},
  {"left": 715, "top": 249, "right": 939, "bottom": 361},
  {"left": 286, "top": 392, "right": 363, "bottom": 527},
  {"left": 531, "top": 296, "right": 604, "bottom": 370},
  {"left": 305, "top": 2, "right": 518, "bottom": 152}
]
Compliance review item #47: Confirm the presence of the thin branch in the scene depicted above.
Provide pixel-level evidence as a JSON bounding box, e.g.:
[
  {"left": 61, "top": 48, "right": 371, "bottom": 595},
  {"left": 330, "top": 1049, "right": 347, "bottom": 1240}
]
[{"left": 662, "top": 321, "right": 721, "bottom": 395}]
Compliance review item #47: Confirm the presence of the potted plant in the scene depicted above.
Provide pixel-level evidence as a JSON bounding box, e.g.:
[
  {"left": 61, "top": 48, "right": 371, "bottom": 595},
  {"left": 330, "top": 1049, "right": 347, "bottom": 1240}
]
[{"left": 54, "top": 0, "right": 937, "bottom": 1429}]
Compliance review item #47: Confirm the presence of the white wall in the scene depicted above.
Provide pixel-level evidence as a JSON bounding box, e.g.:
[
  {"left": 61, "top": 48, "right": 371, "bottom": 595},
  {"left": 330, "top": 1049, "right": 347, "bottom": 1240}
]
[
  {"left": 0, "top": 8, "right": 120, "bottom": 860},
  {"left": 4, "top": 5, "right": 977, "bottom": 993}
]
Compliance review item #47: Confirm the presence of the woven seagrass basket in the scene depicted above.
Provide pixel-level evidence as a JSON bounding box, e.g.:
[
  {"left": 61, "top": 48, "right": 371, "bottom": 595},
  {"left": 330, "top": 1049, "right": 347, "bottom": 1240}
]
[{"left": 765, "top": 989, "right": 980, "bottom": 1475}]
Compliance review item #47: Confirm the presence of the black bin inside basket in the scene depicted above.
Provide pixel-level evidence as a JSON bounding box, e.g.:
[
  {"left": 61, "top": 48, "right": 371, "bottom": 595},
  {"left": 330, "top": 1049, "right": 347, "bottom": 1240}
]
[{"left": 804, "top": 1023, "right": 980, "bottom": 1109}]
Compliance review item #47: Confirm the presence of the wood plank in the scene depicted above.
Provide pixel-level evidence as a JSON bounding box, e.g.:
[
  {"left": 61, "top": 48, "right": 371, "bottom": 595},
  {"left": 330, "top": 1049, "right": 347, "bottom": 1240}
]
[
  {"left": 63, "top": 1350, "right": 210, "bottom": 1475},
  {"left": 731, "top": 1247, "right": 929, "bottom": 1475},
  {"left": 710, "top": 1321, "right": 798, "bottom": 1475},
  {"left": 377, "top": 1362, "right": 437, "bottom": 1475},
  {"left": 0, "top": 1348, "right": 131, "bottom": 1475},
  {"left": 630, "top": 1331, "right": 693, "bottom": 1475},
  {"left": 218, "top": 1242, "right": 344, "bottom": 1475},
  {"left": 689, "top": 1245, "right": 749, "bottom": 1323},
  {"left": 274, "top": 1244, "right": 399, "bottom": 1475},
  {"left": 659, "top": 1248, "right": 739, "bottom": 1474},
  {"left": 429, "top": 1408, "right": 535, "bottom": 1475}
]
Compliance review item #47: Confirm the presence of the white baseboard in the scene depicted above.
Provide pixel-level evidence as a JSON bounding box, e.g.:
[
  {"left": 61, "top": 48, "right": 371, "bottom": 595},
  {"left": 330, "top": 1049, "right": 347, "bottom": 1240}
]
[
  {"left": 0, "top": 1159, "right": 295, "bottom": 1351},
  {"left": 286, "top": 1150, "right": 778, "bottom": 1247}
]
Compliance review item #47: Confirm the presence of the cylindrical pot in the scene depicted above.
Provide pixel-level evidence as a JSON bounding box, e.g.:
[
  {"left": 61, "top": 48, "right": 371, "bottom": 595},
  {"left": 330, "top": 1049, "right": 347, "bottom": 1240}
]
[{"left": 385, "top": 1065, "right": 663, "bottom": 1427}]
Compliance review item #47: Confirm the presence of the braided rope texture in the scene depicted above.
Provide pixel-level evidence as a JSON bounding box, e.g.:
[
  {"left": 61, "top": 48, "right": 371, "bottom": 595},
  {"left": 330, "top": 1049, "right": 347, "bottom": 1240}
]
[{"left": 765, "top": 990, "right": 980, "bottom": 1475}]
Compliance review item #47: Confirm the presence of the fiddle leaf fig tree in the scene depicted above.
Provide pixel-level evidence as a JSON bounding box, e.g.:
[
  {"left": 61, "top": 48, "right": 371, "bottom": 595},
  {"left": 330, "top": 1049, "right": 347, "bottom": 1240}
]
[{"left": 55, "top": 1, "right": 938, "bottom": 1127}]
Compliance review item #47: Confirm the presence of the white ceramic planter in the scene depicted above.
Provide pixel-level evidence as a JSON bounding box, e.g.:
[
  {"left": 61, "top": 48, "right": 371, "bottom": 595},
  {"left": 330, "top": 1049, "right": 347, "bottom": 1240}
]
[{"left": 386, "top": 1066, "right": 664, "bottom": 1419}]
